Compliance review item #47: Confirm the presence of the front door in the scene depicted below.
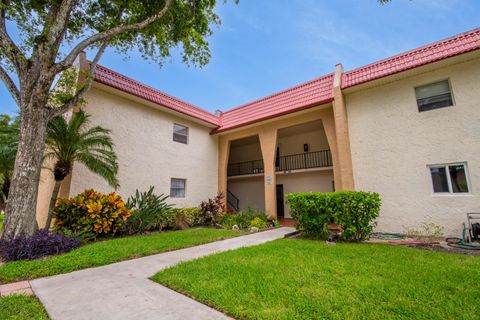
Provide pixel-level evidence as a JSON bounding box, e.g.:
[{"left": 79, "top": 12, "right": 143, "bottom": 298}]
[{"left": 276, "top": 184, "right": 285, "bottom": 217}]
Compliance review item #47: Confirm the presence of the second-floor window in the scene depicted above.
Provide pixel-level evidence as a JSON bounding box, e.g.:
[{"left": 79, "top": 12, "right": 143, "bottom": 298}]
[
  {"left": 415, "top": 80, "right": 453, "bottom": 112},
  {"left": 173, "top": 123, "right": 188, "bottom": 144}
]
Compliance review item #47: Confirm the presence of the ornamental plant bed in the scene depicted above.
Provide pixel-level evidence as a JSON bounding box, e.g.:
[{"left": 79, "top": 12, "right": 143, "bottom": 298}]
[{"left": 219, "top": 209, "right": 280, "bottom": 232}]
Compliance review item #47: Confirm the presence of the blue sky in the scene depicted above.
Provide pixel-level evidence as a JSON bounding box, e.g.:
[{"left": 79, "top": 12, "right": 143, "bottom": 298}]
[{"left": 1, "top": 0, "right": 479, "bottom": 115}]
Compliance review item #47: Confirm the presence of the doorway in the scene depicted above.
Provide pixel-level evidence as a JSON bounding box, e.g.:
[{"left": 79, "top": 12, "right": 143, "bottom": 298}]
[{"left": 276, "top": 184, "right": 284, "bottom": 217}]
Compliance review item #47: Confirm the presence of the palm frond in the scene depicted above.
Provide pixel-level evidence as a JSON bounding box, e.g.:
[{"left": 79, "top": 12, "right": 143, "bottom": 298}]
[
  {"left": 46, "top": 109, "right": 119, "bottom": 188},
  {"left": 76, "top": 153, "right": 119, "bottom": 188}
]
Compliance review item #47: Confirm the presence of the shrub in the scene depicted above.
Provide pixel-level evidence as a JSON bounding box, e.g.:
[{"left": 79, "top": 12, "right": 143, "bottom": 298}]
[
  {"left": 219, "top": 208, "right": 270, "bottom": 230},
  {"left": 219, "top": 214, "right": 237, "bottom": 228},
  {"left": 169, "top": 207, "right": 202, "bottom": 229},
  {"left": 122, "top": 187, "right": 173, "bottom": 235},
  {"left": 53, "top": 189, "right": 131, "bottom": 237},
  {"left": 0, "top": 230, "right": 81, "bottom": 261},
  {"left": 287, "top": 191, "right": 381, "bottom": 241},
  {"left": 250, "top": 216, "right": 268, "bottom": 229},
  {"left": 58, "top": 228, "right": 96, "bottom": 244},
  {"left": 199, "top": 192, "right": 225, "bottom": 226}
]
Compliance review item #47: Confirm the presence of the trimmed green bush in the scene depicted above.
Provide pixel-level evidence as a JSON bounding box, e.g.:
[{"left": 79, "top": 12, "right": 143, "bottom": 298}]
[{"left": 287, "top": 191, "right": 381, "bottom": 241}]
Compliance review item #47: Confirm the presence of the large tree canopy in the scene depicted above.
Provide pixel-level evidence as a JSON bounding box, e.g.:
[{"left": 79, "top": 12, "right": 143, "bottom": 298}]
[
  {"left": 0, "top": 0, "right": 230, "bottom": 240},
  {"left": 1, "top": 0, "right": 221, "bottom": 114}
]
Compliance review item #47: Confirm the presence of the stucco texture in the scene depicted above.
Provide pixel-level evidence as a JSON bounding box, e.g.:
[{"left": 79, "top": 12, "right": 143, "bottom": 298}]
[
  {"left": 69, "top": 86, "right": 219, "bottom": 208},
  {"left": 346, "top": 58, "right": 480, "bottom": 236},
  {"left": 277, "top": 170, "right": 334, "bottom": 217},
  {"left": 228, "top": 169, "right": 333, "bottom": 218}
]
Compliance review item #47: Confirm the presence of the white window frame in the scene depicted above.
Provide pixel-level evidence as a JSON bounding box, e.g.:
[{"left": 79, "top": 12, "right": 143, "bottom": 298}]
[
  {"left": 428, "top": 162, "right": 471, "bottom": 195},
  {"left": 414, "top": 79, "right": 455, "bottom": 112},
  {"left": 170, "top": 178, "right": 186, "bottom": 198},
  {"left": 173, "top": 123, "right": 189, "bottom": 144}
]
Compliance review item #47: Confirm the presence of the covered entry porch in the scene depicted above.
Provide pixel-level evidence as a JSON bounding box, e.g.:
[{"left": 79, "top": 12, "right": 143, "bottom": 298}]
[
  {"left": 218, "top": 105, "right": 352, "bottom": 220},
  {"left": 226, "top": 120, "right": 335, "bottom": 218}
]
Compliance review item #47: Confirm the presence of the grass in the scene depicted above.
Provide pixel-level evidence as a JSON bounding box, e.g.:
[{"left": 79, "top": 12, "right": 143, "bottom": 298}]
[
  {"left": 0, "top": 228, "right": 242, "bottom": 284},
  {"left": 153, "top": 238, "right": 480, "bottom": 320},
  {"left": 0, "top": 295, "right": 49, "bottom": 320}
]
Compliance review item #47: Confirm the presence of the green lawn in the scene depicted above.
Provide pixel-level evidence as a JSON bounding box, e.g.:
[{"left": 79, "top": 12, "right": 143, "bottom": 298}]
[
  {"left": 0, "top": 295, "right": 49, "bottom": 320},
  {"left": 0, "top": 228, "right": 242, "bottom": 284},
  {"left": 153, "top": 238, "right": 480, "bottom": 320}
]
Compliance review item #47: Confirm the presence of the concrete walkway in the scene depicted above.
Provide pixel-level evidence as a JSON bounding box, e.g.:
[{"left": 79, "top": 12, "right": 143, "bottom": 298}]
[{"left": 31, "top": 227, "right": 295, "bottom": 320}]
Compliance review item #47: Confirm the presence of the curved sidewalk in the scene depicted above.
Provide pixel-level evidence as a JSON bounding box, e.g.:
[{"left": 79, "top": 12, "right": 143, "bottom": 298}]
[{"left": 31, "top": 227, "right": 295, "bottom": 320}]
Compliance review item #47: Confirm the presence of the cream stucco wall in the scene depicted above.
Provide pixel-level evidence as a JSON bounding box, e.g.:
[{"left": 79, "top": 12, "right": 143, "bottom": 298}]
[
  {"left": 228, "top": 127, "right": 330, "bottom": 164},
  {"left": 229, "top": 140, "right": 262, "bottom": 163},
  {"left": 346, "top": 58, "right": 480, "bottom": 236},
  {"left": 228, "top": 176, "right": 265, "bottom": 212},
  {"left": 69, "top": 86, "right": 219, "bottom": 208},
  {"left": 277, "top": 169, "right": 334, "bottom": 217},
  {"left": 228, "top": 169, "right": 333, "bottom": 218},
  {"left": 278, "top": 128, "right": 329, "bottom": 156}
]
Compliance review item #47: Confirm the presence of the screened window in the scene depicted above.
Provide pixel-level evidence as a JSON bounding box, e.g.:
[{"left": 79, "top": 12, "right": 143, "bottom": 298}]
[
  {"left": 170, "top": 178, "right": 186, "bottom": 198},
  {"left": 173, "top": 123, "right": 188, "bottom": 144},
  {"left": 415, "top": 80, "right": 453, "bottom": 112},
  {"left": 429, "top": 163, "right": 469, "bottom": 194}
]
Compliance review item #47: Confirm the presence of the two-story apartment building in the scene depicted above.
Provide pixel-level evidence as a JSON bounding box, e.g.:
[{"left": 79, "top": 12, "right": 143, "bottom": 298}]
[{"left": 37, "top": 28, "right": 480, "bottom": 236}]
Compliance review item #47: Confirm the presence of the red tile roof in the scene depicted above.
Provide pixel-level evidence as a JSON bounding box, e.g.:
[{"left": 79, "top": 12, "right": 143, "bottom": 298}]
[
  {"left": 216, "top": 28, "right": 480, "bottom": 132},
  {"left": 342, "top": 28, "right": 480, "bottom": 88},
  {"left": 215, "top": 74, "right": 334, "bottom": 133},
  {"left": 93, "top": 65, "right": 219, "bottom": 126},
  {"left": 93, "top": 28, "right": 480, "bottom": 133}
]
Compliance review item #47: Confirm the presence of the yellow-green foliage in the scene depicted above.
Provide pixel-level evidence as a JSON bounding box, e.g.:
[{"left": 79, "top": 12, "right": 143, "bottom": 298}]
[
  {"left": 249, "top": 217, "right": 268, "bottom": 229},
  {"left": 54, "top": 189, "right": 131, "bottom": 236},
  {"left": 169, "top": 207, "right": 202, "bottom": 229}
]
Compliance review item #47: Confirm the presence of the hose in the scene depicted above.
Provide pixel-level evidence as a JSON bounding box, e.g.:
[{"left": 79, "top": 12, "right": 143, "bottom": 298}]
[{"left": 446, "top": 223, "right": 480, "bottom": 250}]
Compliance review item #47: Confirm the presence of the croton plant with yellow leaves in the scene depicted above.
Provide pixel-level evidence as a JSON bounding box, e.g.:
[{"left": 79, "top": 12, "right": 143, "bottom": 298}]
[{"left": 54, "top": 189, "right": 131, "bottom": 236}]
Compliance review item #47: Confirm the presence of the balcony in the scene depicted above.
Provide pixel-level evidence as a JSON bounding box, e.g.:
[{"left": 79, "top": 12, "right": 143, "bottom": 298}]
[{"left": 227, "top": 149, "right": 333, "bottom": 177}]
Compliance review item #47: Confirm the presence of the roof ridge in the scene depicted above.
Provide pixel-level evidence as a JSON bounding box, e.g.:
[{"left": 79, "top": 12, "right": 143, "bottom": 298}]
[
  {"left": 91, "top": 27, "right": 480, "bottom": 132},
  {"left": 221, "top": 73, "right": 335, "bottom": 115},
  {"left": 94, "top": 64, "right": 220, "bottom": 121},
  {"left": 344, "top": 27, "right": 480, "bottom": 76}
]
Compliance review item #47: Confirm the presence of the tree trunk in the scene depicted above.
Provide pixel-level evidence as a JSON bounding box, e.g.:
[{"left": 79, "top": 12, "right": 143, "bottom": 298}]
[
  {"left": 1, "top": 106, "right": 49, "bottom": 240},
  {"left": 44, "top": 179, "right": 62, "bottom": 231}
]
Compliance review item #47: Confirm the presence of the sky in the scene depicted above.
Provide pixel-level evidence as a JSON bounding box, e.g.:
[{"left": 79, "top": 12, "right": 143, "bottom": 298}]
[{"left": 0, "top": 0, "right": 479, "bottom": 116}]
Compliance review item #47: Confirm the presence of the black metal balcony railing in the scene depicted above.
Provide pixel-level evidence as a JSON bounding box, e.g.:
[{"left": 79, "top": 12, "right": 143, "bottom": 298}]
[{"left": 227, "top": 149, "right": 332, "bottom": 177}]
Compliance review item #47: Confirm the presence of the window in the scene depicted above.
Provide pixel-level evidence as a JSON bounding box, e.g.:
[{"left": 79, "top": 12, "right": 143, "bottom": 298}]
[
  {"left": 173, "top": 123, "right": 188, "bottom": 144},
  {"left": 429, "top": 163, "right": 469, "bottom": 194},
  {"left": 415, "top": 80, "right": 453, "bottom": 112},
  {"left": 170, "top": 178, "right": 186, "bottom": 198}
]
